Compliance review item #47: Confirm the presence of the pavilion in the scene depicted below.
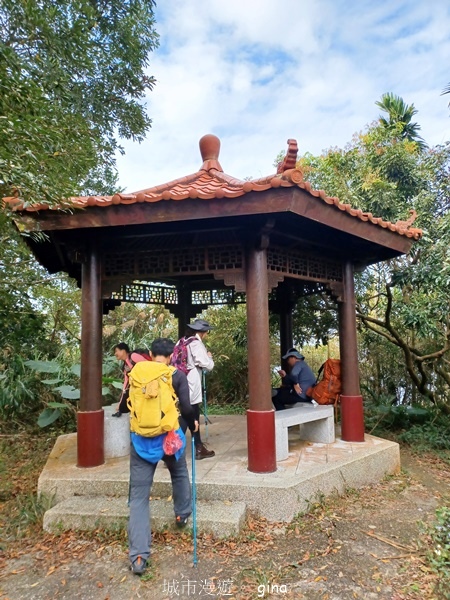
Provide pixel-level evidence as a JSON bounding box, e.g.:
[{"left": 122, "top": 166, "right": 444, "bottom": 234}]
[{"left": 5, "top": 134, "right": 422, "bottom": 473}]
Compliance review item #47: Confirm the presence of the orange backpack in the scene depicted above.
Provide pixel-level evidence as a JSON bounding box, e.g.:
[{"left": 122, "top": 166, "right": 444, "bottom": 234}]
[{"left": 309, "top": 358, "right": 341, "bottom": 405}]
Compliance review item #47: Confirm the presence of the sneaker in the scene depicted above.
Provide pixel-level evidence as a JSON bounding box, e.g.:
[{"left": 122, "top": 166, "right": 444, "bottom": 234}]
[
  {"left": 175, "top": 515, "right": 189, "bottom": 528},
  {"left": 130, "top": 555, "right": 147, "bottom": 576},
  {"left": 195, "top": 443, "right": 215, "bottom": 460},
  {"left": 112, "top": 411, "right": 122, "bottom": 418}
]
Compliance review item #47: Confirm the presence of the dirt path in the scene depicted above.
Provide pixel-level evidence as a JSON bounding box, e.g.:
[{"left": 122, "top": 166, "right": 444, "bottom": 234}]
[{"left": 1, "top": 448, "right": 449, "bottom": 600}]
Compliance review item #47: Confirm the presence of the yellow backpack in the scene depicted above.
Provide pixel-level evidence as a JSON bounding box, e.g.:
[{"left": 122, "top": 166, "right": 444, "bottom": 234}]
[{"left": 127, "top": 361, "right": 180, "bottom": 437}]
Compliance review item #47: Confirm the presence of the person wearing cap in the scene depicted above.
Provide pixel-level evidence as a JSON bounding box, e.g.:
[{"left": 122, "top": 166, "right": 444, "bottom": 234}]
[
  {"left": 272, "top": 348, "right": 316, "bottom": 410},
  {"left": 181, "top": 318, "right": 216, "bottom": 459}
]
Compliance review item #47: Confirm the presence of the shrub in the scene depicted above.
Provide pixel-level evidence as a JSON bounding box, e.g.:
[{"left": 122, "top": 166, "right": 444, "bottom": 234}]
[{"left": 424, "top": 506, "right": 450, "bottom": 598}]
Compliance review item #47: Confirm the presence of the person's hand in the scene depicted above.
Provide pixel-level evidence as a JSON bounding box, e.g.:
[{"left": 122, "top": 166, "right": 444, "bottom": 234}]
[
  {"left": 207, "top": 351, "right": 212, "bottom": 358},
  {"left": 294, "top": 383, "right": 302, "bottom": 396},
  {"left": 193, "top": 420, "right": 199, "bottom": 432},
  {"left": 278, "top": 369, "right": 286, "bottom": 377}
]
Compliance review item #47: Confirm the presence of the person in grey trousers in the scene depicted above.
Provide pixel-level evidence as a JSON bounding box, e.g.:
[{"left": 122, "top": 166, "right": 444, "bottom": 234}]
[{"left": 128, "top": 338, "right": 198, "bottom": 576}]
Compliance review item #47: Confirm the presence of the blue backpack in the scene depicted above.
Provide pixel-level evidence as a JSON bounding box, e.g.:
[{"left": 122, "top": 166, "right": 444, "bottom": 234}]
[{"left": 170, "top": 337, "right": 195, "bottom": 375}]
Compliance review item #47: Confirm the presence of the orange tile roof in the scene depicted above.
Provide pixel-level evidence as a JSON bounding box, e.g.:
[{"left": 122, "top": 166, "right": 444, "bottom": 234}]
[{"left": 3, "top": 134, "right": 422, "bottom": 240}]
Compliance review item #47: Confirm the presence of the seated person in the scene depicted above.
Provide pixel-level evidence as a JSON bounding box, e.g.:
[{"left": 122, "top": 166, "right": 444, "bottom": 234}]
[{"left": 272, "top": 349, "right": 316, "bottom": 411}]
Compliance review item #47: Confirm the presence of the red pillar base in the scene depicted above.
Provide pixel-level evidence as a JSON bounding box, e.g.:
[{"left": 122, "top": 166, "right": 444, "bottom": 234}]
[
  {"left": 340, "top": 395, "right": 365, "bottom": 442},
  {"left": 247, "top": 409, "right": 276, "bottom": 473},
  {"left": 77, "top": 410, "right": 105, "bottom": 467}
]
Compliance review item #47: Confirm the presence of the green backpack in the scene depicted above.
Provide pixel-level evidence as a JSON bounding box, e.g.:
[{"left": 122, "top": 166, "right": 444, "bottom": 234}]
[{"left": 127, "top": 361, "right": 179, "bottom": 437}]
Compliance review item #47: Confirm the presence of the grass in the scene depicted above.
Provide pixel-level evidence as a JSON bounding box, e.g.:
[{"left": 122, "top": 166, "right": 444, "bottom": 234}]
[{"left": 204, "top": 402, "right": 246, "bottom": 415}]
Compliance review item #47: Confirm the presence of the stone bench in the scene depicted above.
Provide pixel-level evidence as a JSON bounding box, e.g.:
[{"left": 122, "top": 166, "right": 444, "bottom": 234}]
[{"left": 275, "top": 404, "right": 335, "bottom": 461}]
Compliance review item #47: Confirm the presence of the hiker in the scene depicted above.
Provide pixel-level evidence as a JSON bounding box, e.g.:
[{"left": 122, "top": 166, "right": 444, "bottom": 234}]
[
  {"left": 180, "top": 318, "right": 216, "bottom": 460},
  {"left": 272, "top": 348, "right": 316, "bottom": 411},
  {"left": 113, "top": 344, "right": 151, "bottom": 417},
  {"left": 128, "top": 338, "right": 198, "bottom": 576},
  {"left": 112, "top": 342, "right": 133, "bottom": 416}
]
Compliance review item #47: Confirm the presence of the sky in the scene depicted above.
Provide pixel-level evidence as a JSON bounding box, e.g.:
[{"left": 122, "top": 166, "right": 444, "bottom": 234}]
[{"left": 115, "top": 0, "right": 450, "bottom": 192}]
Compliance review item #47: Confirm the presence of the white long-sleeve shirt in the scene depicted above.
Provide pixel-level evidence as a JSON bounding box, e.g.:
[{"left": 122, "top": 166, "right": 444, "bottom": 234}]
[{"left": 186, "top": 334, "right": 214, "bottom": 405}]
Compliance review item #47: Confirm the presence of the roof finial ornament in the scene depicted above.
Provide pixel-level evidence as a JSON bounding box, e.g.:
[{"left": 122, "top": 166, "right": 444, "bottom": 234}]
[
  {"left": 199, "top": 134, "right": 223, "bottom": 172},
  {"left": 394, "top": 209, "right": 418, "bottom": 232},
  {"left": 277, "top": 139, "right": 298, "bottom": 174}
]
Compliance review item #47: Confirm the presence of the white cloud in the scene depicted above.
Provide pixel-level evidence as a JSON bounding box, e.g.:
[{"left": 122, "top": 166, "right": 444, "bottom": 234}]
[{"left": 116, "top": 0, "right": 450, "bottom": 191}]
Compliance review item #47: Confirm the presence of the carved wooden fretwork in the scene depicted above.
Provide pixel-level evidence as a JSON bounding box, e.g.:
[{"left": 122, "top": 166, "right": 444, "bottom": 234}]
[
  {"left": 103, "top": 244, "right": 342, "bottom": 283},
  {"left": 213, "top": 270, "right": 246, "bottom": 293},
  {"left": 268, "top": 271, "right": 285, "bottom": 290},
  {"left": 103, "top": 245, "right": 244, "bottom": 279},
  {"left": 103, "top": 244, "right": 343, "bottom": 300},
  {"left": 109, "top": 282, "right": 247, "bottom": 307},
  {"left": 267, "top": 247, "right": 343, "bottom": 283},
  {"left": 191, "top": 289, "right": 246, "bottom": 305},
  {"left": 111, "top": 282, "right": 179, "bottom": 306}
]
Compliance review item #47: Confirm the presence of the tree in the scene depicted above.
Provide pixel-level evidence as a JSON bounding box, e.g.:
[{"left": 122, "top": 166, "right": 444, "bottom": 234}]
[
  {"left": 375, "top": 92, "right": 426, "bottom": 150},
  {"left": 0, "top": 0, "right": 158, "bottom": 205},
  {"left": 0, "top": 0, "right": 159, "bottom": 426},
  {"left": 297, "top": 100, "right": 450, "bottom": 412}
]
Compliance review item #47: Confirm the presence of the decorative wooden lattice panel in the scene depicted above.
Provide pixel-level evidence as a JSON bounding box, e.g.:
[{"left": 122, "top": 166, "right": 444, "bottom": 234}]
[
  {"left": 192, "top": 289, "right": 246, "bottom": 305},
  {"left": 104, "top": 245, "right": 244, "bottom": 279},
  {"left": 111, "top": 283, "right": 246, "bottom": 306},
  {"left": 112, "top": 283, "right": 178, "bottom": 305},
  {"left": 104, "top": 244, "right": 342, "bottom": 301},
  {"left": 267, "top": 247, "right": 343, "bottom": 283}
]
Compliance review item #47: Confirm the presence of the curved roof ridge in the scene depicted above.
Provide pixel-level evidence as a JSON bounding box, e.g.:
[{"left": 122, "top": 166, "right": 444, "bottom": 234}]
[{"left": 2, "top": 135, "right": 422, "bottom": 240}]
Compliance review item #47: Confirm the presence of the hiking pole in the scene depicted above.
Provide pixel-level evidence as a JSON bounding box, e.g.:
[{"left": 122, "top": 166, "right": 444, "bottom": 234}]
[
  {"left": 191, "top": 434, "right": 198, "bottom": 567},
  {"left": 201, "top": 369, "right": 211, "bottom": 438}
]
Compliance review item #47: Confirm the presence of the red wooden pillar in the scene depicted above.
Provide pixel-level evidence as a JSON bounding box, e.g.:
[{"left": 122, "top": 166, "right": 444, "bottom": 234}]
[
  {"left": 77, "top": 240, "right": 104, "bottom": 467},
  {"left": 246, "top": 244, "right": 276, "bottom": 473},
  {"left": 338, "top": 261, "right": 365, "bottom": 441}
]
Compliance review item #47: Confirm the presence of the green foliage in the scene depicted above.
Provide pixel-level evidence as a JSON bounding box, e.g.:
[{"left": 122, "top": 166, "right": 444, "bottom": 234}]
[
  {"left": 375, "top": 92, "right": 426, "bottom": 150},
  {"left": 290, "top": 295, "right": 338, "bottom": 348},
  {"left": 0, "top": 0, "right": 158, "bottom": 204},
  {"left": 398, "top": 419, "right": 450, "bottom": 452},
  {"left": 23, "top": 355, "right": 116, "bottom": 428},
  {"left": 424, "top": 506, "right": 450, "bottom": 598},
  {"left": 207, "top": 402, "right": 246, "bottom": 415},
  {"left": 0, "top": 351, "right": 46, "bottom": 429},
  {"left": 299, "top": 100, "right": 450, "bottom": 413},
  {"left": 103, "top": 303, "right": 177, "bottom": 354},
  {"left": 301, "top": 121, "right": 426, "bottom": 222},
  {"left": 202, "top": 305, "right": 250, "bottom": 405}
]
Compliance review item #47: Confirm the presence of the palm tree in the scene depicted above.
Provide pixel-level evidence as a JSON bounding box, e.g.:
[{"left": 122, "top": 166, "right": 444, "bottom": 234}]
[{"left": 375, "top": 93, "right": 426, "bottom": 150}]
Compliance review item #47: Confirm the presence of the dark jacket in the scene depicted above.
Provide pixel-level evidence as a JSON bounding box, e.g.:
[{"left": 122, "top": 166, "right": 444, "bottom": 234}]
[{"left": 172, "top": 369, "right": 196, "bottom": 433}]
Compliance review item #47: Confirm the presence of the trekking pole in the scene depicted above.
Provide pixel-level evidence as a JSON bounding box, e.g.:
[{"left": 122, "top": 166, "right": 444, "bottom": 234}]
[
  {"left": 202, "top": 369, "right": 209, "bottom": 438},
  {"left": 191, "top": 434, "right": 198, "bottom": 567}
]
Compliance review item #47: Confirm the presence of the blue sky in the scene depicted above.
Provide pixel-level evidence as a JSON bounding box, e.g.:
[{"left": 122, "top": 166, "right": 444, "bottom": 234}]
[{"left": 116, "top": 0, "right": 450, "bottom": 192}]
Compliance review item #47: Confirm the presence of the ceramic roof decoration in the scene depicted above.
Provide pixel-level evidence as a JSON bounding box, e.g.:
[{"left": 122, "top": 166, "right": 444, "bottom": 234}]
[{"left": 3, "top": 134, "right": 422, "bottom": 241}]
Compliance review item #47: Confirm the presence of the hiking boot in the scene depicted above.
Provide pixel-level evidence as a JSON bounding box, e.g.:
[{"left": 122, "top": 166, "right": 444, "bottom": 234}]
[
  {"left": 195, "top": 443, "right": 215, "bottom": 460},
  {"left": 175, "top": 515, "right": 189, "bottom": 528},
  {"left": 130, "top": 555, "right": 147, "bottom": 576}
]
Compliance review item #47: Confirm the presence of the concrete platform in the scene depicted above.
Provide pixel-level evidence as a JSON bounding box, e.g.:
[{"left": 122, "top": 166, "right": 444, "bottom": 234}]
[{"left": 38, "top": 414, "right": 400, "bottom": 529}]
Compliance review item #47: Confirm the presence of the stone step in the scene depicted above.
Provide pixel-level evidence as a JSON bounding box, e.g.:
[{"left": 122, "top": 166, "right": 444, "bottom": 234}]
[{"left": 43, "top": 496, "right": 247, "bottom": 538}]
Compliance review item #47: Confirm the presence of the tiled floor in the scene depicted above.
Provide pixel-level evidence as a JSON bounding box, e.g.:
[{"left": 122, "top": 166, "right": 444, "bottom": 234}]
[
  {"left": 152, "top": 414, "right": 395, "bottom": 485},
  {"left": 40, "top": 414, "right": 397, "bottom": 491}
]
